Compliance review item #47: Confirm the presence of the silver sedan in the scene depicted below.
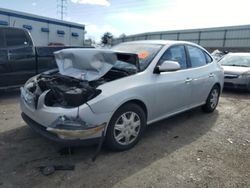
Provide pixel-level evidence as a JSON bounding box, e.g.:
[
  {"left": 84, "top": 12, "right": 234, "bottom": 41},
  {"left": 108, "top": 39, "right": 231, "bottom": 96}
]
[
  {"left": 220, "top": 53, "right": 250, "bottom": 91},
  {"left": 20, "top": 40, "right": 224, "bottom": 150}
]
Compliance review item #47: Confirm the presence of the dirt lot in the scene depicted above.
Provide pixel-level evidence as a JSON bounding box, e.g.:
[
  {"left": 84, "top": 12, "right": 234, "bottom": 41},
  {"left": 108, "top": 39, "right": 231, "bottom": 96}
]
[{"left": 0, "top": 90, "right": 249, "bottom": 188}]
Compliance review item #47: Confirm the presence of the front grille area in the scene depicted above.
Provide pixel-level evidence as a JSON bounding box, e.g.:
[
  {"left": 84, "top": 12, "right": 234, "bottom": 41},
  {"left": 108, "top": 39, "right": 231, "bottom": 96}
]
[
  {"left": 224, "top": 74, "right": 239, "bottom": 79},
  {"left": 224, "top": 82, "right": 248, "bottom": 90}
]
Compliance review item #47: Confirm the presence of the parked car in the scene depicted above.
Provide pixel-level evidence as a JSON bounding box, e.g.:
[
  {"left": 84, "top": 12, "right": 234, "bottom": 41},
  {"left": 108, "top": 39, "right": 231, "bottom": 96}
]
[
  {"left": 0, "top": 27, "right": 92, "bottom": 90},
  {"left": 220, "top": 53, "right": 250, "bottom": 91},
  {"left": 20, "top": 40, "right": 224, "bottom": 150}
]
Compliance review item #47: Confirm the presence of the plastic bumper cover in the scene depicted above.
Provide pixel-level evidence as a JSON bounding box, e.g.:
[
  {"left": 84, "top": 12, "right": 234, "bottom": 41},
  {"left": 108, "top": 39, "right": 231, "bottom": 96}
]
[{"left": 21, "top": 112, "right": 105, "bottom": 146}]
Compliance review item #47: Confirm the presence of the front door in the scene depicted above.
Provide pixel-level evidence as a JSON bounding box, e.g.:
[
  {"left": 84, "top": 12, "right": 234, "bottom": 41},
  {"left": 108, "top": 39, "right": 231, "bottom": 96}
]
[{"left": 151, "top": 45, "right": 193, "bottom": 120}]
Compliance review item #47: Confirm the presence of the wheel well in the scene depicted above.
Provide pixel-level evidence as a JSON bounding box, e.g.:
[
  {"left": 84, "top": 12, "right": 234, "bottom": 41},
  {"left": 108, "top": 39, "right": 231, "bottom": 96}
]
[
  {"left": 214, "top": 83, "right": 221, "bottom": 94},
  {"left": 120, "top": 100, "right": 148, "bottom": 120}
]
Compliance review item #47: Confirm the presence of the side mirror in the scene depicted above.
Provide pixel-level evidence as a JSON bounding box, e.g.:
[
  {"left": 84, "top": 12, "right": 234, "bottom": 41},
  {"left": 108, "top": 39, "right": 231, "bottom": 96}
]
[{"left": 154, "top": 60, "right": 181, "bottom": 73}]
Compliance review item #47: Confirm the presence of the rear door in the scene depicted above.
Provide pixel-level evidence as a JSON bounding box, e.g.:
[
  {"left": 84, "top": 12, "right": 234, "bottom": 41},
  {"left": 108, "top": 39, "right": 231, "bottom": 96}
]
[
  {"left": 185, "top": 45, "right": 215, "bottom": 106},
  {"left": 5, "top": 28, "right": 36, "bottom": 86},
  {"left": 151, "top": 45, "right": 193, "bottom": 118}
]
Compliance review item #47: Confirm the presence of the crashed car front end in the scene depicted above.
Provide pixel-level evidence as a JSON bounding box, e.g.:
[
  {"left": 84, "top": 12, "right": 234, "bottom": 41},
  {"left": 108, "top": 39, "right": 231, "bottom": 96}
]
[
  {"left": 20, "top": 48, "right": 139, "bottom": 144},
  {"left": 20, "top": 77, "right": 108, "bottom": 144}
]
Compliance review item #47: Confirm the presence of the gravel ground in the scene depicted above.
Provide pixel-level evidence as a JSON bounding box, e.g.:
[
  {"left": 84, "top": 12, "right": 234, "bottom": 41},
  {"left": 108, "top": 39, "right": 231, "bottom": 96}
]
[{"left": 0, "top": 90, "right": 249, "bottom": 188}]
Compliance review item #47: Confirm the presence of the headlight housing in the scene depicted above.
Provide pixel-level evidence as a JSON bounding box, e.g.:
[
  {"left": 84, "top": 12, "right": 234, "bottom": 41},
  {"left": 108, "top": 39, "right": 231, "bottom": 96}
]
[{"left": 24, "top": 75, "right": 39, "bottom": 88}]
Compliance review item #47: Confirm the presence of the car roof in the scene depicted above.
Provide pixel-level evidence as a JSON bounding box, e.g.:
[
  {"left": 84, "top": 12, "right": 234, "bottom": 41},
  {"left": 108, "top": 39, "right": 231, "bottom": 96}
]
[
  {"left": 120, "top": 40, "right": 199, "bottom": 46},
  {"left": 226, "top": 52, "right": 250, "bottom": 56},
  {"left": 118, "top": 40, "right": 210, "bottom": 54}
]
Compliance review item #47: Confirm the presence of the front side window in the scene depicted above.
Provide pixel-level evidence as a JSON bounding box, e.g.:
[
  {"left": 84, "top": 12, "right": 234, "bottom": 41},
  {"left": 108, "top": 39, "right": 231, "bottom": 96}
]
[
  {"left": 159, "top": 45, "right": 187, "bottom": 69},
  {"left": 187, "top": 45, "right": 207, "bottom": 68},
  {"left": 5, "top": 29, "right": 28, "bottom": 48}
]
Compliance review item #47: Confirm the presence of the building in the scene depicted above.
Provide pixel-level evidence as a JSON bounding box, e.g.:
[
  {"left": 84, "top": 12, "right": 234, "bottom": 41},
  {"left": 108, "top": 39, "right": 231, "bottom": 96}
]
[
  {"left": 112, "top": 25, "right": 250, "bottom": 52},
  {"left": 0, "top": 8, "right": 85, "bottom": 46}
]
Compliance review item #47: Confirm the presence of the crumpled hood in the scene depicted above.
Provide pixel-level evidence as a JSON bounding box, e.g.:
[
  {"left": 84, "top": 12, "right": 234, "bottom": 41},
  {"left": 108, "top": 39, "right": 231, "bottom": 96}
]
[
  {"left": 222, "top": 65, "right": 250, "bottom": 75},
  {"left": 54, "top": 48, "right": 118, "bottom": 81}
]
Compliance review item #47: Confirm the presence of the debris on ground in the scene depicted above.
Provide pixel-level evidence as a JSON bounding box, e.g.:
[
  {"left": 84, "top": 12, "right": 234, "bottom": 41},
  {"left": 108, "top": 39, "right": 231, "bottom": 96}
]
[
  {"left": 227, "top": 138, "right": 233, "bottom": 144},
  {"left": 39, "top": 165, "right": 75, "bottom": 176}
]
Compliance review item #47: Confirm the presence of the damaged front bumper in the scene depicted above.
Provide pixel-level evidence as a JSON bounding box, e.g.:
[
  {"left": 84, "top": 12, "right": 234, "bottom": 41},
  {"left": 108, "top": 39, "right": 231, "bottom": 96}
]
[
  {"left": 47, "top": 115, "right": 106, "bottom": 140},
  {"left": 21, "top": 113, "right": 106, "bottom": 145},
  {"left": 20, "top": 87, "right": 111, "bottom": 145}
]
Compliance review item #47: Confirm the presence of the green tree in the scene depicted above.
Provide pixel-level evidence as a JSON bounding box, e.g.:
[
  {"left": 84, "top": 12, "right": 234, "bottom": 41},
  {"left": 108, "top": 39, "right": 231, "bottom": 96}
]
[{"left": 101, "top": 32, "right": 113, "bottom": 45}]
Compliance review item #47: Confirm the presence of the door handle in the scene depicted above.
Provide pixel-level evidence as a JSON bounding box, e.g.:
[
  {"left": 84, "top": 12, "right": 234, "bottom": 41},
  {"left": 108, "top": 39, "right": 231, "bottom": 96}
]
[
  {"left": 185, "top": 78, "right": 193, "bottom": 83},
  {"left": 209, "top": 73, "right": 214, "bottom": 78}
]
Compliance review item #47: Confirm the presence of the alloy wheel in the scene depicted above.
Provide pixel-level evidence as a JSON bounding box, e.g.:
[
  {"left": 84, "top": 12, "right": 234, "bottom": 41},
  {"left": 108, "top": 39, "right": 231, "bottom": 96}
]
[{"left": 210, "top": 89, "right": 219, "bottom": 109}]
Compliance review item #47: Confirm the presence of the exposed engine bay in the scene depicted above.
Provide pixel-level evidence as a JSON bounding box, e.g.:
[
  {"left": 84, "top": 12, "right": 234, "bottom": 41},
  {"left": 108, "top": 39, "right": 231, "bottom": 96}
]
[{"left": 24, "top": 49, "right": 139, "bottom": 108}]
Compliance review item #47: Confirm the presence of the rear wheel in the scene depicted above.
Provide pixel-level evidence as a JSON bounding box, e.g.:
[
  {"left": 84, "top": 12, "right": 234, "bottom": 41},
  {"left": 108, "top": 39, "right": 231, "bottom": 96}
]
[
  {"left": 202, "top": 85, "right": 220, "bottom": 113},
  {"left": 105, "top": 103, "right": 146, "bottom": 151}
]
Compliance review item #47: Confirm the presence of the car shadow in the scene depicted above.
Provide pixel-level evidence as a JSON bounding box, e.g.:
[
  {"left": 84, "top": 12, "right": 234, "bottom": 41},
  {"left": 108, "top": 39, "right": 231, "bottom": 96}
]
[
  {"left": 0, "top": 107, "right": 219, "bottom": 188},
  {"left": 222, "top": 88, "right": 250, "bottom": 100}
]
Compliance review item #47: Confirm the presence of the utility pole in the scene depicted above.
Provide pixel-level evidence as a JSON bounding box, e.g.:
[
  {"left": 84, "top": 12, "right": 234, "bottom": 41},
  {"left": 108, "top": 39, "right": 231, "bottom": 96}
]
[{"left": 57, "top": 0, "right": 67, "bottom": 20}]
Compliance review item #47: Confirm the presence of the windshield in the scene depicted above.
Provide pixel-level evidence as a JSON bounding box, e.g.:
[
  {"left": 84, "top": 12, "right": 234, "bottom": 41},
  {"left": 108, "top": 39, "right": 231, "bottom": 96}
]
[
  {"left": 220, "top": 54, "right": 250, "bottom": 67},
  {"left": 112, "top": 43, "right": 163, "bottom": 71}
]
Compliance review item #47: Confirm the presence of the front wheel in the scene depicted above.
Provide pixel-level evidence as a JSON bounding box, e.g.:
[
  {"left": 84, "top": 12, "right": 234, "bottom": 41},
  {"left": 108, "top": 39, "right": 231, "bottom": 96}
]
[
  {"left": 202, "top": 85, "right": 220, "bottom": 113},
  {"left": 105, "top": 103, "right": 146, "bottom": 151}
]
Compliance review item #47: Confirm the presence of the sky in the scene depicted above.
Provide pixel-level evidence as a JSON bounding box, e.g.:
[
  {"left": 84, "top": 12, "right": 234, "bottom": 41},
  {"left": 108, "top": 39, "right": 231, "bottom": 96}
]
[{"left": 1, "top": 0, "right": 250, "bottom": 41}]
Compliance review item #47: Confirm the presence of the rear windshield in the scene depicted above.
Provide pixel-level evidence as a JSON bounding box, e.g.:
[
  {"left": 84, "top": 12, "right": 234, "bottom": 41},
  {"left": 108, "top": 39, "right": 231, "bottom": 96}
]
[{"left": 112, "top": 43, "right": 163, "bottom": 71}]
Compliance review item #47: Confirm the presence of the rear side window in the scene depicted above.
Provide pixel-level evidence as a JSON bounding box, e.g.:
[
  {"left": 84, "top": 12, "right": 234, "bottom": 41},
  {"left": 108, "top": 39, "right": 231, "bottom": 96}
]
[
  {"left": 159, "top": 45, "right": 187, "bottom": 69},
  {"left": 5, "top": 29, "right": 29, "bottom": 48},
  {"left": 204, "top": 52, "right": 213, "bottom": 63},
  {"left": 187, "top": 45, "right": 207, "bottom": 68}
]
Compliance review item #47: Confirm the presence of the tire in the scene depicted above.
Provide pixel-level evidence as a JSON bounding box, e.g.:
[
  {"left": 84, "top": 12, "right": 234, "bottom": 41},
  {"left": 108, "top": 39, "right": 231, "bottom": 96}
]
[
  {"left": 105, "top": 103, "right": 146, "bottom": 151},
  {"left": 202, "top": 85, "right": 220, "bottom": 113}
]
